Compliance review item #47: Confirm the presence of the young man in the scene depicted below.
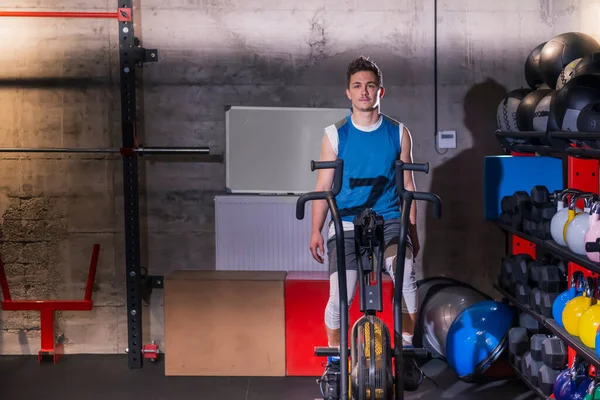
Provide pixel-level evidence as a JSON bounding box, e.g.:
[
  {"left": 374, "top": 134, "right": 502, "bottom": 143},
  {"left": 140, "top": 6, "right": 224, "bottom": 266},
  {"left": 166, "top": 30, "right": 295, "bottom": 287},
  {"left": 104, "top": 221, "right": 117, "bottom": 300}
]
[{"left": 309, "top": 56, "right": 421, "bottom": 373}]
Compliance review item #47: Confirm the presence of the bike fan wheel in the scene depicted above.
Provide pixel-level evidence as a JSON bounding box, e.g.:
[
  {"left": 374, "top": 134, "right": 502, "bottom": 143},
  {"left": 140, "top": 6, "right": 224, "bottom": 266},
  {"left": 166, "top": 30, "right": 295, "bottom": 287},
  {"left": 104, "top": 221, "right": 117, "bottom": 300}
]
[{"left": 350, "top": 315, "right": 393, "bottom": 400}]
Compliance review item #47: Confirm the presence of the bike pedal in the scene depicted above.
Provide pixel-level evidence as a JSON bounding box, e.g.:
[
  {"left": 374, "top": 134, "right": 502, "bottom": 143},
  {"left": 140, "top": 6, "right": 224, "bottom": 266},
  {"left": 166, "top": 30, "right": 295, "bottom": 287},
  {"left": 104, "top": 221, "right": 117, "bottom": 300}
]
[
  {"left": 402, "top": 358, "right": 425, "bottom": 392},
  {"left": 317, "top": 363, "right": 341, "bottom": 399},
  {"left": 401, "top": 347, "right": 429, "bottom": 359}
]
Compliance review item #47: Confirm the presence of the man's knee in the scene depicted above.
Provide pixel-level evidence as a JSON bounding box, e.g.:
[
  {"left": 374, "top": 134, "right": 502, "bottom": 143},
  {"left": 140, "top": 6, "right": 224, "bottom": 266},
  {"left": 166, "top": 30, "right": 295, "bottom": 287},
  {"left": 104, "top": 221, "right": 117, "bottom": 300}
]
[
  {"left": 324, "top": 271, "right": 358, "bottom": 329},
  {"left": 384, "top": 249, "right": 418, "bottom": 314},
  {"left": 384, "top": 248, "right": 415, "bottom": 284},
  {"left": 325, "top": 297, "right": 341, "bottom": 329}
]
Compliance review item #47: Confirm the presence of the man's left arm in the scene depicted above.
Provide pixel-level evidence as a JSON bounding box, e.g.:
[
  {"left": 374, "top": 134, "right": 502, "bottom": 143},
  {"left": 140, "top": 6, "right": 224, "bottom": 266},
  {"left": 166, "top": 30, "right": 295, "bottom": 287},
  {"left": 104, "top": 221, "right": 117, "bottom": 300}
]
[{"left": 400, "top": 125, "right": 420, "bottom": 257}]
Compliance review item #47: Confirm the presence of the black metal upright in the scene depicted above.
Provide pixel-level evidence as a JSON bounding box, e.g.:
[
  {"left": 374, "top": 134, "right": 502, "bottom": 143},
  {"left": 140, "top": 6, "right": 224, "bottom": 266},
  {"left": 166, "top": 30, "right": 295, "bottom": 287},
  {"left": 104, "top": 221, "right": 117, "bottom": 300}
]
[{"left": 118, "top": 4, "right": 143, "bottom": 369}]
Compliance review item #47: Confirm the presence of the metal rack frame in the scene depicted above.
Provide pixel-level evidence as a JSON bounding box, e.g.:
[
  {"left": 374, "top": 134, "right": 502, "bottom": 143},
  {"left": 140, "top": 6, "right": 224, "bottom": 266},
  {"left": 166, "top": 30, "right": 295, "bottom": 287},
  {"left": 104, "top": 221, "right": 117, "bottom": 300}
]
[
  {"left": 0, "top": 4, "right": 220, "bottom": 369},
  {"left": 495, "top": 131, "right": 600, "bottom": 380},
  {"left": 119, "top": 1, "right": 144, "bottom": 369}
]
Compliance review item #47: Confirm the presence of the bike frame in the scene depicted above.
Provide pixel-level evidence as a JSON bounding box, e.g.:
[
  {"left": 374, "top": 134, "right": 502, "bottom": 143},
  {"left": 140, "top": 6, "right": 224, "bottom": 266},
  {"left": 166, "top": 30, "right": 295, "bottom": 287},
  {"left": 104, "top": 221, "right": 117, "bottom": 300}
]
[{"left": 296, "top": 159, "right": 441, "bottom": 400}]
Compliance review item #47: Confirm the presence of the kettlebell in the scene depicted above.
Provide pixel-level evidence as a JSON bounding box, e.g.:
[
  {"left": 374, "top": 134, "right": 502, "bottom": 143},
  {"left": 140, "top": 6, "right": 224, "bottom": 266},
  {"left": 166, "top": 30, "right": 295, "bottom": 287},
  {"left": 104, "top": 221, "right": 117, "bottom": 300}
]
[
  {"left": 578, "top": 278, "right": 600, "bottom": 348},
  {"left": 596, "top": 327, "right": 600, "bottom": 359},
  {"left": 567, "top": 194, "right": 600, "bottom": 255},
  {"left": 584, "top": 378, "right": 600, "bottom": 400},
  {"left": 552, "top": 189, "right": 585, "bottom": 246},
  {"left": 564, "top": 276, "right": 597, "bottom": 337},
  {"left": 553, "top": 270, "right": 585, "bottom": 327},
  {"left": 554, "top": 356, "right": 592, "bottom": 400},
  {"left": 586, "top": 202, "right": 600, "bottom": 262}
]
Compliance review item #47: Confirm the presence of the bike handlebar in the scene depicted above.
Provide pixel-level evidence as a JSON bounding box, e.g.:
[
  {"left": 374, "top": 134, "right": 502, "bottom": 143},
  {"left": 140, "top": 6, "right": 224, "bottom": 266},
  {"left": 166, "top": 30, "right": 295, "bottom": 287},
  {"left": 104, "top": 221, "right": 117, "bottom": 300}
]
[
  {"left": 395, "top": 161, "right": 429, "bottom": 199},
  {"left": 396, "top": 160, "right": 429, "bottom": 174},
  {"left": 311, "top": 160, "right": 343, "bottom": 195},
  {"left": 409, "top": 191, "right": 442, "bottom": 219},
  {"left": 296, "top": 159, "right": 344, "bottom": 220},
  {"left": 296, "top": 192, "right": 327, "bottom": 220}
]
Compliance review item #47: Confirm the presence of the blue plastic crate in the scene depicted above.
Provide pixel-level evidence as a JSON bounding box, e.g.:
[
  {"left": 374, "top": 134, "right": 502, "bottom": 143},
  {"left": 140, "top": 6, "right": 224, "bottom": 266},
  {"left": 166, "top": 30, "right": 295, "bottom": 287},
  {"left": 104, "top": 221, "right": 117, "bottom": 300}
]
[{"left": 483, "top": 155, "right": 564, "bottom": 220}]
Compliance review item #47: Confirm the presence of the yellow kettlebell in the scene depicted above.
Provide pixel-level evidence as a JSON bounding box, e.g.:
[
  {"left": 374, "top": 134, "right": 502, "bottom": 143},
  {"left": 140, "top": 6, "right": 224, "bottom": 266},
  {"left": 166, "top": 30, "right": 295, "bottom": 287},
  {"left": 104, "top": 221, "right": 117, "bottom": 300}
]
[
  {"left": 579, "top": 278, "right": 600, "bottom": 348},
  {"left": 563, "top": 276, "right": 597, "bottom": 337}
]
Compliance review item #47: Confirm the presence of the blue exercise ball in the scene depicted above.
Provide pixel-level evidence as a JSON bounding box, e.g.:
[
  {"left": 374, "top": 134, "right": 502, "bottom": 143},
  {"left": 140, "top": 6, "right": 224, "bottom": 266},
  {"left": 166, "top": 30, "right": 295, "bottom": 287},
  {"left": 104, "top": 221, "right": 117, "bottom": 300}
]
[{"left": 445, "top": 300, "right": 515, "bottom": 381}]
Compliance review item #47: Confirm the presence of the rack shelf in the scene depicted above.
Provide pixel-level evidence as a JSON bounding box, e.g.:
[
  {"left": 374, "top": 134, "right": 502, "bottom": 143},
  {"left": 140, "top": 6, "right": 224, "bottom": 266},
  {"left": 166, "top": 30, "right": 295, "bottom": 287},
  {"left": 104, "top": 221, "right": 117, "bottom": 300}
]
[
  {"left": 495, "top": 284, "right": 600, "bottom": 370},
  {"left": 494, "top": 130, "right": 562, "bottom": 157},
  {"left": 566, "top": 147, "right": 600, "bottom": 159},
  {"left": 507, "top": 360, "right": 548, "bottom": 399},
  {"left": 493, "top": 129, "right": 600, "bottom": 392},
  {"left": 495, "top": 222, "right": 543, "bottom": 246},
  {"left": 495, "top": 130, "right": 600, "bottom": 158},
  {"left": 495, "top": 222, "right": 600, "bottom": 275}
]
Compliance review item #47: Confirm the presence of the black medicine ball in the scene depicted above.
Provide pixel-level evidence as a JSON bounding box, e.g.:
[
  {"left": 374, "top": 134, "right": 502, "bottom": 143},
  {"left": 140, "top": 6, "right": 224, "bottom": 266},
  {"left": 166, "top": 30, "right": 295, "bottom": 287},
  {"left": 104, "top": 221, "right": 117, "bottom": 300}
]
[
  {"left": 539, "top": 32, "right": 600, "bottom": 89},
  {"left": 552, "top": 74, "right": 600, "bottom": 131},
  {"left": 532, "top": 91, "right": 556, "bottom": 132},
  {"left": 497, "top": 88, "right": 532, "bottom": 132},
  {"left": 524, "top": 42, "right": 547, "bottom": 89},
  {"left": 516, "top": 88, "right": 553, "bottom": 131},
  {"left": 577, "top": 101, "right": 600, "bottom": 132},
  {"left": 573, "top": 51, "right": 600, "bottom": 78}
]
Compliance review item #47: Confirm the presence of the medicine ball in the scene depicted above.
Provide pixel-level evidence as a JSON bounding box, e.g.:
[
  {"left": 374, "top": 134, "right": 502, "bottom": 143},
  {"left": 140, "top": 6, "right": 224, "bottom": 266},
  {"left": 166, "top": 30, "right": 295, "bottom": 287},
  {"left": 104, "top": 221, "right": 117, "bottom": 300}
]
[
  {"left": 556, "top": 58, "right": 582, "bottom": 90},
  {"left": 445, "top": 300, "right": 515, "bottom": 382},
  {"left": 539, "top": 32, "right": 600, "bottom": 89},
  {"left": 417, "top": 283, "right": 490, "bottom": 361},
  {"left": 552, "top": 74, "right": 600, "bottom": 131},
  {"left": 497, "top": 88, "right": 532, "bottom": 132},
  {"left": 573, "top": 51, "right": 600, "bottom": 78},
  {"left": 532, "top": 91, "right": 556, "bottom": 132},
  {"left": 577, "top": 101, "right": 600, "bottom": 132},
  {"left": 524, "top": 42, "right": 547, "bottom": 89},
  {"left": 516, "top": 88, "right": 553, "bottom": 131}
]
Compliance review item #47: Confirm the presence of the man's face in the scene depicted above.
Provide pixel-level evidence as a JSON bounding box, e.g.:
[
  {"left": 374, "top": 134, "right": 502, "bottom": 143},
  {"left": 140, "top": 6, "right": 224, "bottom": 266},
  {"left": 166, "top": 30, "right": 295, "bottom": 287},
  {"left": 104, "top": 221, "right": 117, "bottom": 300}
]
[{"left": 346, "top": 70, "right": 383, "bottom": 112}]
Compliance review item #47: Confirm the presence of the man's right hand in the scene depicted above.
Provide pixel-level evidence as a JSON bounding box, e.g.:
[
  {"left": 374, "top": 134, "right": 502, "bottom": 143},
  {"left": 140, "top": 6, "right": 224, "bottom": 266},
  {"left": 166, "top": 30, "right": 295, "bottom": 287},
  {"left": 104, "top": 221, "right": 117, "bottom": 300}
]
[{"left": 310, "top": 231, "right": 325, "bottom": 263}]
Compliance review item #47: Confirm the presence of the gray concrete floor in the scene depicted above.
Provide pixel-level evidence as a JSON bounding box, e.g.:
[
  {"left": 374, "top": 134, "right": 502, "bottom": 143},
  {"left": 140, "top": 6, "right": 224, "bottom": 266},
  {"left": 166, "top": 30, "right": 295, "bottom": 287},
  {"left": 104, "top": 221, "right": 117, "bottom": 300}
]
[{"left": 0, "top": 355, "right": 539, "bottom": 400}]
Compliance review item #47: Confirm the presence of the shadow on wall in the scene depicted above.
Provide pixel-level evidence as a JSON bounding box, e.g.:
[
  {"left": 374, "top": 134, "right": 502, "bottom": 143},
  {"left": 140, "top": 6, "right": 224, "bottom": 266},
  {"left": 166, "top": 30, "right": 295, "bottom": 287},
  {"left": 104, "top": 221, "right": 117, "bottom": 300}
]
[{"left": 421, "top": 78, "right": 508, "bottom": 295}]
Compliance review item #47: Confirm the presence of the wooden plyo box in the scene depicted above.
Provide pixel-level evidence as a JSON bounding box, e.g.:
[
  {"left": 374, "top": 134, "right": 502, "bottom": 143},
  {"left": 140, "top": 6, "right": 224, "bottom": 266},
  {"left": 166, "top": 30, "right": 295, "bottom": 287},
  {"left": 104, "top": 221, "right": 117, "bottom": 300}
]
[{"left": 164, "top": 270, "right": 287, "bottom": 376}]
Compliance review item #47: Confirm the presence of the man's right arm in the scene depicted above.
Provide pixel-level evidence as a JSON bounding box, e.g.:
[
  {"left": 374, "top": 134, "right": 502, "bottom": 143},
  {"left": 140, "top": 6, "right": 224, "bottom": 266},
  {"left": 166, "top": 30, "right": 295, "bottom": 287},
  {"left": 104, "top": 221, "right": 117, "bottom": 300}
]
[{"left": 311, "top": 133, "right": 337, "bottom": 234}]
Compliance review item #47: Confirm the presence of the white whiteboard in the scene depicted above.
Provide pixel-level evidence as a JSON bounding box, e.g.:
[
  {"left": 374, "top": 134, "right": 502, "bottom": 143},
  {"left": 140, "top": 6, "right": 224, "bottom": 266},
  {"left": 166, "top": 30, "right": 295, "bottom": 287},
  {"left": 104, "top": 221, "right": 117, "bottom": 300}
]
[{"left": 225, "top": 106, "right": 351, "bottom": 194}]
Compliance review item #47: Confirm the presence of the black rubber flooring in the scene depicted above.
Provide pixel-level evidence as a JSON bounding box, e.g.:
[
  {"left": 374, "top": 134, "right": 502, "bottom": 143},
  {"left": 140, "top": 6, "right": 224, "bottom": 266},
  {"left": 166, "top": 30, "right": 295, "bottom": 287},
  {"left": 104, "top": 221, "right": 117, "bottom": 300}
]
[{"left": 0, "top": 354, "right": 540, "bottom": 399}]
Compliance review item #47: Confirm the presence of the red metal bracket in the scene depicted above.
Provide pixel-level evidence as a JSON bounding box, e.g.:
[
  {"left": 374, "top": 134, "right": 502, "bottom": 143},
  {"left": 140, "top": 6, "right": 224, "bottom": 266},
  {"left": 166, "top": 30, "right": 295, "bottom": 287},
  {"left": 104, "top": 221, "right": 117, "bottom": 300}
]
[
  {"left": 141, "top": 341, "right": 160, "bottom": 362},
  {"left": 565, "top": 155, "right": 599, "bottom": 370},
  {"left": 568, "top": 156, "right": 599, "bottom": 207},
  {"left": 117, "top": 8, "right": 132, "bottom": 22},
  {"left": 510, "top": 151, "right": 535, "bottom": 157},
  {"left": 0, "top": 244, "right": 100, "bottom": 364},
  {"left": 0, "top": 9, "right": 131, "bottom": 21},
  {"left": 508, "top": 151, "right": 537, "bottom": 260},
  {"left": 511, "top": 236, "right": 536, "bottom": 259}
]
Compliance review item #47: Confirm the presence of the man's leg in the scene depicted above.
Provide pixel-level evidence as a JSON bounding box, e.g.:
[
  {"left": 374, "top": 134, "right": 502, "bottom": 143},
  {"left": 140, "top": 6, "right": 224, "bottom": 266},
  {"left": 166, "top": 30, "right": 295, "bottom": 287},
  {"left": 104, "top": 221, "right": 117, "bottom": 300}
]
[
  {"left": 324, "top": 233, "right": 359, "bottom": 350},
  {"left": 400, "top": 246, "right": 418, "bottom": 346},
  {"left": 325, "top": 270, "right": 358, "bottom": 347},
  {"left": 382, "top": 216, "right": 419, "bottom": 346},
  {"left": 383, "top": 243, "right": 418, "bottom": 346}
]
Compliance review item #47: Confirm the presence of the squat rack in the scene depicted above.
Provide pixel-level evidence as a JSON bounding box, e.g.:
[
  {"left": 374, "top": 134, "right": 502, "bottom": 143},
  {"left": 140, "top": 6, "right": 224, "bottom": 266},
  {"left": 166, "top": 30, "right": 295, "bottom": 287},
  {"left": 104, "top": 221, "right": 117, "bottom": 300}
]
[{"left": 0, "top": 4, "right": 220, "bottom": 369}]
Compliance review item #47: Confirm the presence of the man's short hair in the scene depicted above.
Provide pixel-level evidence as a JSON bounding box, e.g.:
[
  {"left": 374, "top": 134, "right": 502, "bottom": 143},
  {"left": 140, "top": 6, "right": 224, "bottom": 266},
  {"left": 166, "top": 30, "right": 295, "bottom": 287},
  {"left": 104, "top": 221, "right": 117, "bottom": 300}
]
[{"left": 346, "top": 56, "right": 383, "bottom": 88}]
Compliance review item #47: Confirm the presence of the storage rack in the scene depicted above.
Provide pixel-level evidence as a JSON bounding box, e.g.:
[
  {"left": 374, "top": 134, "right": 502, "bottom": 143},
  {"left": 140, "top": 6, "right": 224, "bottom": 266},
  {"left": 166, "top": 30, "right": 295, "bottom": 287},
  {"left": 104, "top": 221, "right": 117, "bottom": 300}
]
[
  {"left": 495, "top": 130, "right": 600, "bottom": 395},
  {"left": 0, "top": 4, "right": 221, "bottom": 369}
]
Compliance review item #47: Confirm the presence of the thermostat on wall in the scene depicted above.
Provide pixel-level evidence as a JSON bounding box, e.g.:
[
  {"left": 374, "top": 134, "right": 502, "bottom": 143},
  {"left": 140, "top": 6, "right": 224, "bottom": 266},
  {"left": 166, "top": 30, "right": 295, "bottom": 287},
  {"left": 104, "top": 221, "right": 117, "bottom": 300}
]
[{"left": 437, "top": 130, "right": 457, "bottom": 149}]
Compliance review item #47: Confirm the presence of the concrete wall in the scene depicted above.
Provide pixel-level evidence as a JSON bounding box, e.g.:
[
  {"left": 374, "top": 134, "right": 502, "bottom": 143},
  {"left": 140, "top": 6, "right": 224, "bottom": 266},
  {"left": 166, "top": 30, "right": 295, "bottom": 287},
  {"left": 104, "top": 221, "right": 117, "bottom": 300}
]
[{"left": 0, "top": 0, "right": 598, "bottom": 354}]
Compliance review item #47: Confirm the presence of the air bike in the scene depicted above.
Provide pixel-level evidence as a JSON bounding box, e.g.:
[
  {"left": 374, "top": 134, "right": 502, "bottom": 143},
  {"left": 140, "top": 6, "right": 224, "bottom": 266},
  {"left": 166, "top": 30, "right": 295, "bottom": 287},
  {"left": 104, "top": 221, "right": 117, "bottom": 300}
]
[{"left": 296, "top": 159, "right": 442, "bottom": 400}]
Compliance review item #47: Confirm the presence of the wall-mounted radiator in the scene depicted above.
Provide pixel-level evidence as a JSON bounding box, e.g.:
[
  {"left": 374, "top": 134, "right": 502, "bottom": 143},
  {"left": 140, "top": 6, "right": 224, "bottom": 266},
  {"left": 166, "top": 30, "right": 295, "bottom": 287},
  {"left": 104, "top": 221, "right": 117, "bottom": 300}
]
[{"left": 215, "top": 195, "right": 330, "bottom": 272}]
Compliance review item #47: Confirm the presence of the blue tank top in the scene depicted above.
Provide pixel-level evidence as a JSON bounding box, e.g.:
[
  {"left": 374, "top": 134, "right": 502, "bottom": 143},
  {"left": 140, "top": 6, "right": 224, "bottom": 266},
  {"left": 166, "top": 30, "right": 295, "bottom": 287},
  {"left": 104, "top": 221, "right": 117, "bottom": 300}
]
[{"left": 325, "top": 114, "right": 403, "bottom": 223}]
